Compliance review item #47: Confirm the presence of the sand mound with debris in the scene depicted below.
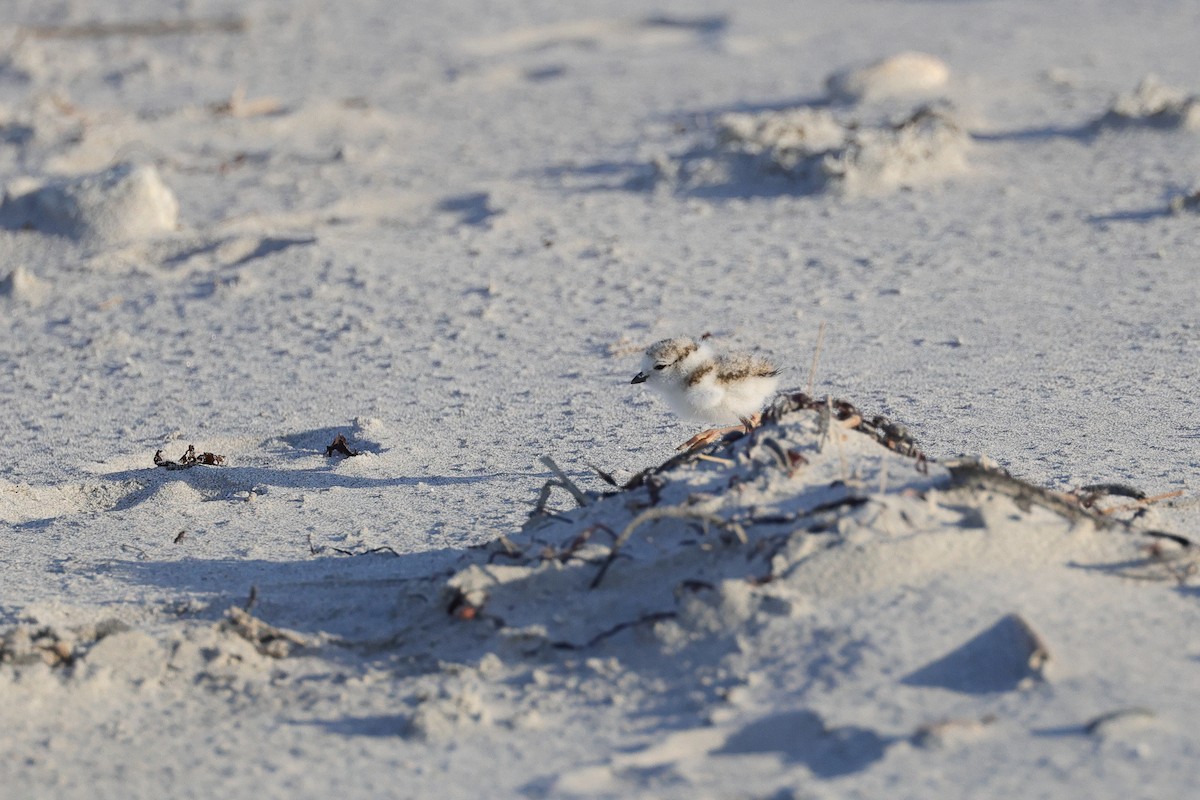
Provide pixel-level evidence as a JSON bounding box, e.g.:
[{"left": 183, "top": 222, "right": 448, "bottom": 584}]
[
  {"left": 1095, "top": 75, "right": 1200, "bottom": 131},
  {"left": 673, "top": 105, "right": 969, "bottom": 196},
  {"left": 0, "top": 265, "right": 49, "bottom": 306}
]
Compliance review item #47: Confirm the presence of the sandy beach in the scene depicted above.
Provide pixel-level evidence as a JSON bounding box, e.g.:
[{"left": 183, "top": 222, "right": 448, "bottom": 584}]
[{"left": 2, "top": 1, "right": 1198, "bottom": 797}]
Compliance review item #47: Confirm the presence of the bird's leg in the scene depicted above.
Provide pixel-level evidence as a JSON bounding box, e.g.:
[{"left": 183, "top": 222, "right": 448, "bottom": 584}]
[
  {"left": 676, "top": 413, "right": 764, "bottom": 452},
  {"left": 677, "top": 428, "right": 730, "bottom": 451}
]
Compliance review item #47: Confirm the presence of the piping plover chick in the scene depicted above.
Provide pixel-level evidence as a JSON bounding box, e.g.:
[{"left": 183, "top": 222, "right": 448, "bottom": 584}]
[{"left": 631, "top": 337, "right": 780, "bottom": 450}]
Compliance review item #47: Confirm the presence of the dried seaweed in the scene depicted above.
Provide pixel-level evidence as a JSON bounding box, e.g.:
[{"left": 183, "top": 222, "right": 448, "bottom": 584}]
[
  {"left": 765, "top": 392, "right": 928, "bottom": 461},
  {"left": 946, "top": 459, "right": 1195, "bottom": 562},
  {"left": 1078, "top": 483, "right": 1147, "bottom": 501},
  {"left": 946, "top": 458, "right": 1097, "bottom": 523},
  {"left": 330, "top": 545, "right": 400, "bottom": 557},
  {"left": 306, "top": 533, "right": 399, "bottom": 557}
]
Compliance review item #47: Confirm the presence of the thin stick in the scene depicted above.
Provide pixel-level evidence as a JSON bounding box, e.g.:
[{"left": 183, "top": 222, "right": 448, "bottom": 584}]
[
  {"left": 1100, "top": 489, "right": 1185, "bottom": 516},
  {"left": 806, "top": 321, "right": 827, "bottom": 396},
  {"left": 26, "top": 17, "right": 247, "bottom": 40},
  {"left": 695, "top": 453, "right": 734, "bottom": 466},
  {"left": 540, "top": 456, "right": 590, "bottom": 507}
]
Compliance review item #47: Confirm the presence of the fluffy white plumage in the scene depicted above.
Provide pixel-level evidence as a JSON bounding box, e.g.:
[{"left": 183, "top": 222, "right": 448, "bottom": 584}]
[{"left": 631, "top": 337, "right": 780, "bottom": 428}]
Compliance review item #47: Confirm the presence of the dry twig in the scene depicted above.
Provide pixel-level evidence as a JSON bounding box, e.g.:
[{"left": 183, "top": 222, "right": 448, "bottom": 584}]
[
  {"left": 221, "top": 606, "right": 312, "bottom": 658},
  {"left": 551, "top": 611, "right": 677, "bottom": 650},
  {"left": 806, "top": 321, "right": 827, "bottom": 396}
]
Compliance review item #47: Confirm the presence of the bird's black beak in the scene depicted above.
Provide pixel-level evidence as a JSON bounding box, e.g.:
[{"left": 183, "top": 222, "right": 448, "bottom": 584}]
[{"left": 630, "top": 372, "right": 648, "bottom": 384}]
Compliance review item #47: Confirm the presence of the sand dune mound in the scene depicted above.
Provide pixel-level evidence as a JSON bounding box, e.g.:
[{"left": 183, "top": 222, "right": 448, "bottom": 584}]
[
  {"left": 442, "top": 395, "right": 1153, "bottom": 655},
  {"left": 1, "top": 162, "right": 178, "bottom": 243}
]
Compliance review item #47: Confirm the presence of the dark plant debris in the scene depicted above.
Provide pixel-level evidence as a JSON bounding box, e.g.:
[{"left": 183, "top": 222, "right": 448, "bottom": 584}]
[
  {"left": 325, "top": 434, "right": 361, "bottom": 458},
  {"left": 154, "top": 444, "right": 225, "bottom": 469},
  {"left": 551, "top": 611, "right": 678, "bottom": 650},
  {"left": 306, "top": 533, "right": 400, "bottom": 557},
  {"left": 1169, "top": 189, "right": 1200, "bottom": 215}
]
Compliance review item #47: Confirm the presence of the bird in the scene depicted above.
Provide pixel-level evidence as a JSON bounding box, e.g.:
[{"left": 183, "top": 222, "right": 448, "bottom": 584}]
[{"left": 630, "top": 337, "right": 780, "bottom": 450}]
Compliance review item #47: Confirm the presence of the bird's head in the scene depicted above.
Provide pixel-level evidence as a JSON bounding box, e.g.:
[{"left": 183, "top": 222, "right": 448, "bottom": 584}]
[{"left": 631, "top": 337, "right": 705, "bottom": 386}]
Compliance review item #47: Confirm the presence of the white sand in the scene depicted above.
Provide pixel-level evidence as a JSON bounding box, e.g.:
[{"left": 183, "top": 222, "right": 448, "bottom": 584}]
[{"left": 2, "top": 1, "right": 1199, "bottom": 798}]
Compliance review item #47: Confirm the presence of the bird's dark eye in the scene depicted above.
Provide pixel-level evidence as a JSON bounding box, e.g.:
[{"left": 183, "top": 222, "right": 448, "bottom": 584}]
[{"left": 653, "top": 364, "right": 667, "bottom": 370}]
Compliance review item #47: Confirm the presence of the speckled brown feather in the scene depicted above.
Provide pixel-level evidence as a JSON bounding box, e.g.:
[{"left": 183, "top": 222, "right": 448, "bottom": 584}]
[
  {"left": 685, "top": 362, "right": 715, "bottom": 386},
  {"left": 714, "top": 354, "right": 778, "bottom": 385}
]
